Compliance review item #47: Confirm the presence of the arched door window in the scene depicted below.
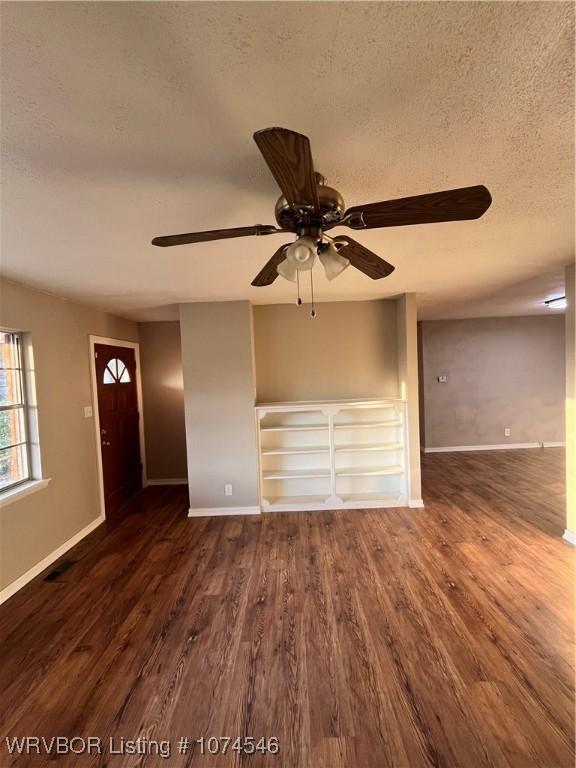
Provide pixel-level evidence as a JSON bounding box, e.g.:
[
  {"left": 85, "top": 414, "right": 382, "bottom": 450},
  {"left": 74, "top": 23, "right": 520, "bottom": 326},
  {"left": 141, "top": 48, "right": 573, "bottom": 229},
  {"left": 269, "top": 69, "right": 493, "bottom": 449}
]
[{"left": 102, "top": 358, "right": 131, "bottom": 384}]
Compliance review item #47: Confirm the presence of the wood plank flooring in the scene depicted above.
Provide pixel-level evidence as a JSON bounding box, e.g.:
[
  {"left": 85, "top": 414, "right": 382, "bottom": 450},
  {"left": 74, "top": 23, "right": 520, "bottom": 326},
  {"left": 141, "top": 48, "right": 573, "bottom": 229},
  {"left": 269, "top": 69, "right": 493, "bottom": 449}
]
[{"left": 0, "top": 448, "right": 573, "bottom": 767}]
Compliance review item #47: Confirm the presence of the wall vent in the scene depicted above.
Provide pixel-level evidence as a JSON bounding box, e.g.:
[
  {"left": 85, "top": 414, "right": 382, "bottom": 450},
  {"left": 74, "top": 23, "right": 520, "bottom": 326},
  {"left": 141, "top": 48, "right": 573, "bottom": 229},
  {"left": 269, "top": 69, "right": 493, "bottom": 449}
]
[{"left": 44, "top": 559, "right": 78, "bottom": 581}]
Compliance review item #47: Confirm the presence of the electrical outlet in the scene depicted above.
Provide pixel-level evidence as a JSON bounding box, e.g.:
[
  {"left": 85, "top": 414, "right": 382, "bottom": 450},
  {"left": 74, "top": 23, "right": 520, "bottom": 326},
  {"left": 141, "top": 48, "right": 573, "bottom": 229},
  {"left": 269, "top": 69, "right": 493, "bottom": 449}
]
[
  {"left": 437, "top": 375, "right": 447, "bottom": 383},
  {"left": 224, "top": 484, "right": 233, "bottom": 497},
  {"left": 504, "top": 428, "right": 511, "bottom": 437}
]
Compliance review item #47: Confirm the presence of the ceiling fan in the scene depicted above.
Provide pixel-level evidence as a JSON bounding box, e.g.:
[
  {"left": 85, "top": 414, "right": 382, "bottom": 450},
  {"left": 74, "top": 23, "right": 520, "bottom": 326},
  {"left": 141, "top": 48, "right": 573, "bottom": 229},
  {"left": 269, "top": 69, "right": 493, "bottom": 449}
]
[{"left": 152, "top": 127, "right": 492, "bottom": 289}]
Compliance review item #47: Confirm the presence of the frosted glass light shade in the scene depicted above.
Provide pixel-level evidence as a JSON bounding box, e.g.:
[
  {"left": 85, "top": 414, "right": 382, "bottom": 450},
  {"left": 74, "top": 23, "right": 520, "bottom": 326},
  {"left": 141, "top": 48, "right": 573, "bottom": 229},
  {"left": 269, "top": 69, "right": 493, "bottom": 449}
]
[
  {"left": 319, "top": 243, "right": 350, "bottom": 280},
  {"left": 276, "top": 236, "right": 317, "bottom": 281},
  {"left": 277, "top": 257, "right": 298, "bottom": 282},
  {"left": 286, "top": 236, "right": 316, "bottom": 271}
]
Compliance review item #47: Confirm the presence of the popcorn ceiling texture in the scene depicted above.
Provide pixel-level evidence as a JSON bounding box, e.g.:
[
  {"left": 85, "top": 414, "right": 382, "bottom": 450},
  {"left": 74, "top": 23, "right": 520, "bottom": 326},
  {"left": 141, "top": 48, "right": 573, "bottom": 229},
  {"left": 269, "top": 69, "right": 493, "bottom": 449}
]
[{"left": 1, "top": 2, "right": 573, "bottom": 320}]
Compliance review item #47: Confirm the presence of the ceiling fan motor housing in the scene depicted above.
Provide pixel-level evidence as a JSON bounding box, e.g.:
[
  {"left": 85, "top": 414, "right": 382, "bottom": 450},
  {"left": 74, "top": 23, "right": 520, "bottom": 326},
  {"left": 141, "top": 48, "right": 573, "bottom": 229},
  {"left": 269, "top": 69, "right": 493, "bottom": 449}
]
[{"left": 274, "top": 181, "right": 346, "bottom": 232}]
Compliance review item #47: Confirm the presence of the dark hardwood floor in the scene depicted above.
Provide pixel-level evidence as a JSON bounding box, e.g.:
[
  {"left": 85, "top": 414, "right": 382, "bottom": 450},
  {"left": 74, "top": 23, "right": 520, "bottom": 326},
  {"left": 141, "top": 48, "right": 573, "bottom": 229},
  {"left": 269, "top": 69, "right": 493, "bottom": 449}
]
[{"left": 0, "top": 448, "right": 573, "bottom": 767}]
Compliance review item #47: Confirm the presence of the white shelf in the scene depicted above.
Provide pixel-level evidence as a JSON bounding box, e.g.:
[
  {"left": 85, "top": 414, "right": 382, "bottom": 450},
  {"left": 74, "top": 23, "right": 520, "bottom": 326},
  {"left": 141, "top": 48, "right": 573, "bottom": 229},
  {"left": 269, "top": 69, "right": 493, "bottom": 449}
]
[
  {"left": 337, "top": 492, "right": 404, "bottom": 504},
  {"left": 334, "top": 420, "right": 402, "bottom": 430},
  {"left": 335, "top": 443, "right": 403, "bottom": 453},
  {"left": 262, "top": 446, "right": 330, "bottom": 455},
  {"left": 337, "top": 403, "right": 396, "bottom": 411},
  {"left": 257, "top": 398, "right": 405, "bottom": 410},
  {"left": 256, "top": 398, "right": 408, "bottom": 512},
  {"left": 262, "top": 495, "right": 329, "bottom": 509},
  {"left": 336, "top": 466, "right": 404, "bottom": 477},
  {"left": 262, "top": 469, "right": 331, "bottom": 480},
  {"left": 261, "top": 424, "right": 328, "bottom": 432}
]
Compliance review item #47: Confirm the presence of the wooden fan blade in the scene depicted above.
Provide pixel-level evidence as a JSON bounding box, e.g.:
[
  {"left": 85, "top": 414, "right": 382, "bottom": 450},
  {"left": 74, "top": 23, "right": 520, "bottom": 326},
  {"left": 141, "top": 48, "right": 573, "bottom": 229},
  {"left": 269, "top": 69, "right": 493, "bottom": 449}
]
[
  {"left": 152, "top": 225, "right": 281, "bottom": 247},
  {"left": 254, "top": 128, "right": 319, "bottom": 211},
  {"left": 251, "top": 244, "right": 290, "bottom": 286},
  {"left": 333, "top": 237, "right": 395, "bottom": 280},
  {"left": 344, "top": 185, "right": 492, "bottom": 230}
]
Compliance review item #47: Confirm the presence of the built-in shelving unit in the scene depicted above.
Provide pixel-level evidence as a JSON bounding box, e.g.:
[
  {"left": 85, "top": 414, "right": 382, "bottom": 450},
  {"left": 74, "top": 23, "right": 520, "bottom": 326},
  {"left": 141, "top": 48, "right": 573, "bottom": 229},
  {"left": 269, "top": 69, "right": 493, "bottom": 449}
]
[{"left": 255, "top": 399, "right": 408, "bottom": 512}]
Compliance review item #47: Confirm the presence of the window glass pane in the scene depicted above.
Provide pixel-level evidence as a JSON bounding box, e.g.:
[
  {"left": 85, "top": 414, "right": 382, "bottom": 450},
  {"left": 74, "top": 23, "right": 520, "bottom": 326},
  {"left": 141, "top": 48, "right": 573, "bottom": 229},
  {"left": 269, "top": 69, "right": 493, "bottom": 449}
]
[
  {"left": 0, "top": 444, "right": 29, "bottom": 490},
  {"left": 0, "top": 332, "right": 20, "bottom": 370},
  {"left": 103, "top": 358, "right": 130, "bottom": 384},
  {"left": 0, "top": 407, "right": 26, "bottom": 450},
  {"left": 0, "top": 331, "right": 30, "bottom": 493},
  {"left": 0, "top": 367, "right": 23, "bottom": 406}
]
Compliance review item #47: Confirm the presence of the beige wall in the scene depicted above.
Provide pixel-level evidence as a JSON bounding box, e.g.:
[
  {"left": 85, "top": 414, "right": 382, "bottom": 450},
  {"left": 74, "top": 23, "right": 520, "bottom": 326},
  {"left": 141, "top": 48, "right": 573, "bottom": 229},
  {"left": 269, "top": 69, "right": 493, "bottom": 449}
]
[
  {"left": 420, "top": 315, "right": 565, "bottom": 449},
  {"left": 139, "top": 322, "right": 187, "bottom": 481},
  {"left": 397, "top": 294, "right": 422, "bottom": 501},
  {"left": 565, "top": 263, "right": 575, "bottom": 535},
  {"left": 0, "top": 278, "right": 138, "bottom": 591},
  {"left": 253, "top": 300, "right": 398, "bottom": 403},
  {"left": 179, "top": 301, "right": 259, "bottom": 510}
]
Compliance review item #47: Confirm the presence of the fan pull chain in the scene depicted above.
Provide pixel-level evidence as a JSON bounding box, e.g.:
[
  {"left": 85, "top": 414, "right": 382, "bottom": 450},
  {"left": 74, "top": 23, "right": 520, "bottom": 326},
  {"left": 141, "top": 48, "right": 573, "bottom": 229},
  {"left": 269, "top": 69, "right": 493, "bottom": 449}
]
[
  {"left": 296, "top": 270, "right": 302, "bottom": 305},
  {"left": 309, "top": 269, "right": 316, "bottom": 318}
]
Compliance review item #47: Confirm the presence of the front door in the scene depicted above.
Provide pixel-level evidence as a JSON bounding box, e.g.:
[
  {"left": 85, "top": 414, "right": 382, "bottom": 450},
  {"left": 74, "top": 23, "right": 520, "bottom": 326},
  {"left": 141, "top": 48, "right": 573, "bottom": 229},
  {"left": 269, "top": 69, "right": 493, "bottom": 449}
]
[{"left": 94, "top": 344, "right": 142, "bottom": 516}]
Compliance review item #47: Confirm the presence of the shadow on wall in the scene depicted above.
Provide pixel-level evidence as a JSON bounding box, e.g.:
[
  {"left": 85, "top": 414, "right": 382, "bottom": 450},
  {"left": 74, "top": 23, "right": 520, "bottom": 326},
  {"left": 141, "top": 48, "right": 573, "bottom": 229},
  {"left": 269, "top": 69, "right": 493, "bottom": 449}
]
[{"left": 138, "top": 322, "right": 187, "bottom": 480}]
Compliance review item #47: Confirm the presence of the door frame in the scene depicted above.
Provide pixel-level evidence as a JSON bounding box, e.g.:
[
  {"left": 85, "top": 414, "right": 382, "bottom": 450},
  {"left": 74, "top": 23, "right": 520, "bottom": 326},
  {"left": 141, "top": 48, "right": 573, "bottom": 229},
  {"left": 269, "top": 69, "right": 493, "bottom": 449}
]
[{"left": 88, "top": 335, "right": 147, "bottom": 519}]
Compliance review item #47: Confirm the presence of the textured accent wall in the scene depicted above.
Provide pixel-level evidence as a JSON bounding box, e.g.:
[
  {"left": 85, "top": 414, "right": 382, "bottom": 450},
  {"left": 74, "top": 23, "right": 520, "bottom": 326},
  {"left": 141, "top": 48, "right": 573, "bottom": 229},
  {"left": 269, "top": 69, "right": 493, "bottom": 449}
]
[
  {"left": 420, "top": 316, "right": 565, "bottom": 449},
  {"left": 139, "top": 322, "right": 187, "bottom": 481},
  {"left": 253, "top": 300, "right": 398, "bottom": 403}
]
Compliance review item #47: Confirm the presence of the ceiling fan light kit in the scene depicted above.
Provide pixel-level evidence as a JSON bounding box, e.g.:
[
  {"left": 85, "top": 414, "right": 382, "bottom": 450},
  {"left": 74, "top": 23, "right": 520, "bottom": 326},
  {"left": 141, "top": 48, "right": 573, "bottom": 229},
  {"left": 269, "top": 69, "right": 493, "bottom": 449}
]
[
  {"left": 284, "top": 236, "right": 317, "bottom": 273},
  {"left": 152, "top": 127, "right": 492, "bottom": 316},
  {"left": 318, "top": 241, "right": 350, "bottom": 281}
]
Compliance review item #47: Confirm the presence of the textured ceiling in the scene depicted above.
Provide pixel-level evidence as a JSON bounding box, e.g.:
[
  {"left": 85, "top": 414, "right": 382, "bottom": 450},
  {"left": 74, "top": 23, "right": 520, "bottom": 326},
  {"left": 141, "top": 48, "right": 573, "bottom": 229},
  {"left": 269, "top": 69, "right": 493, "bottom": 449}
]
[{"left": 1, "top": 1, "right": 573, "bottom": 320}]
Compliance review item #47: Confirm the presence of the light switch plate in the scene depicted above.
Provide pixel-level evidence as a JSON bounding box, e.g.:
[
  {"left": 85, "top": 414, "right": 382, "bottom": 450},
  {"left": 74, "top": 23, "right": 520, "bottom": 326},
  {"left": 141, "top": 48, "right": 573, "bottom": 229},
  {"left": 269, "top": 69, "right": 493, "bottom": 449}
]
[{"left": 84, "top": 406, "right": 93, "bottom": 418}]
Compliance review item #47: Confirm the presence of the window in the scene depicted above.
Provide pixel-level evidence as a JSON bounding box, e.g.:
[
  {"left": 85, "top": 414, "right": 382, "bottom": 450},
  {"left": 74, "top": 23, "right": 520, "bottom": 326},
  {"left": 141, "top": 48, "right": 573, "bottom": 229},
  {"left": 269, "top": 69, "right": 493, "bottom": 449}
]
[
  {"left": 0, "top": 332, "right": 30, "bottom": 491},
  {"left": 103, "top": 358, "right": 131, "bottom": 384}
]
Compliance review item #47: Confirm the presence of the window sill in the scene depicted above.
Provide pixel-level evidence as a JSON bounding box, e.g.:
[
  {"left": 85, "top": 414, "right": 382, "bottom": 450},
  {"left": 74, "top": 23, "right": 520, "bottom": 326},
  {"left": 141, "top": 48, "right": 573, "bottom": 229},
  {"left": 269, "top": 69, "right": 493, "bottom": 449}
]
[{"left": 0, "top": 478, "right": 51, "bottom": 508}]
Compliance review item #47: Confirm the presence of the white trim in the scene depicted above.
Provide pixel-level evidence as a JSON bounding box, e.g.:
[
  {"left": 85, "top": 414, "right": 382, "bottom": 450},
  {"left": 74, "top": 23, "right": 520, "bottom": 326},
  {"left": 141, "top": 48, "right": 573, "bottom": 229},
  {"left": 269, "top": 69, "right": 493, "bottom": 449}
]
[
  {"left": 88, "top": 335, "right": 146, "bottom": 519},
  {"left": 145, "top": 478, "right": 188, "bottom": 486},
  {"left": 188, "top": 506, "right": 261, "bottom": 517},
  {"left": 409, "top": 498, "right": 425, "bottom": 508},
  {"left": 562, "top": 529, "right": 576, "bottom": 546},
  {"left": 423, "top": 442, "right": 566, "bottom": 453},
  {"left": 0, "top": 514, "right": 104, "bottom": 604},
  {"left": 0, "top": 478, "right": 51, "bottom": 508}
]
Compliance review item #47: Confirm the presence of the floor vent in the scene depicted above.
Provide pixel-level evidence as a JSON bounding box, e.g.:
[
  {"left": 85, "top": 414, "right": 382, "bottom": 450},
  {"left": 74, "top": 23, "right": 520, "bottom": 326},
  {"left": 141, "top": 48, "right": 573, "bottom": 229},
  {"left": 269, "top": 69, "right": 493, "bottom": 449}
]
[{"left": 44, "top": 559, "right": 78, "bottom": 581}]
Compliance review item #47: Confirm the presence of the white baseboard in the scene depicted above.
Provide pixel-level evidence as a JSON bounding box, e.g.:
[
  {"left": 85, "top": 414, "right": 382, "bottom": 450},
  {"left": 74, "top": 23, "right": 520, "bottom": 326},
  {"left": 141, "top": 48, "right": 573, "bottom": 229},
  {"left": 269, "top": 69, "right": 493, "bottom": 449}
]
[
  {"left": 424, "top": 442, "right": 565, "bottom": 453},
  {"left": 188, "top": 506, "right": 261, "bottom": 518},
  {"left": 409, "top": 499, "right": 425, "bottom": 508},
  {"left": 0, "top": 515, "right": 105, "bottom": 605},
  {"left": 145, "top": 478, "right": 188, "bottom": 486},
  {"left": 563, "top": 529, "right": 576, "bottom": 546}
]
